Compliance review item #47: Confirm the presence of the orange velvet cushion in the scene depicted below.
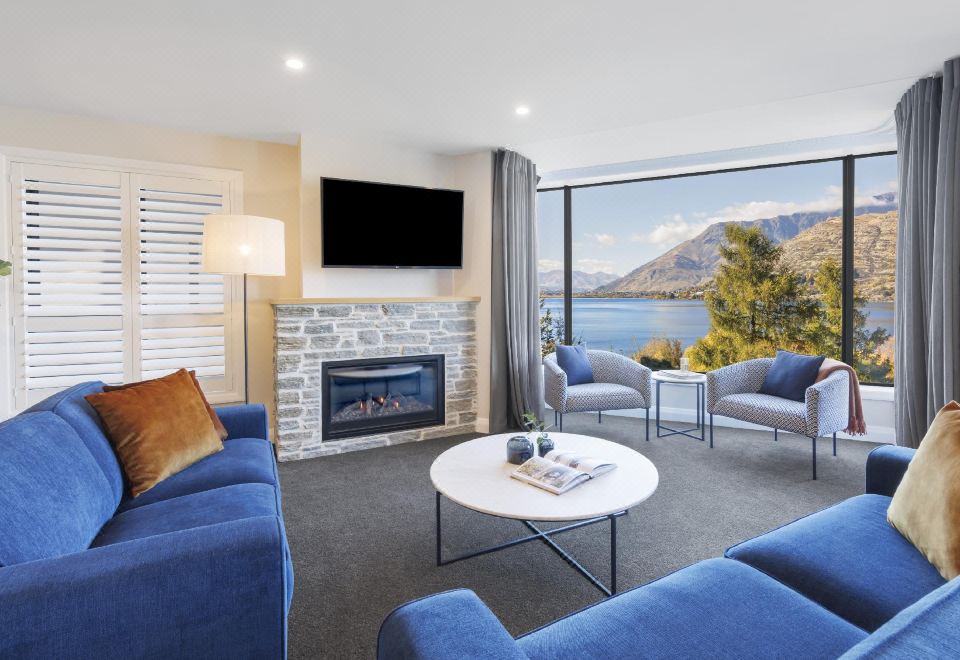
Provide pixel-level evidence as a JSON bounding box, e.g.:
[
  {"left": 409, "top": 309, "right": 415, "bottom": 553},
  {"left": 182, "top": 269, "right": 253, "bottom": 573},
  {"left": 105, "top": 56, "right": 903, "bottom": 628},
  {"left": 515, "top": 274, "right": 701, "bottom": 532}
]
[
  {"left": 85, "top": 369, "right": 223, "bottom": 497},
  {"left": 888, "top": 400, "right": 960, "bottom": 580},
  {"left": 104, "top": 370, "right": 228, "bottom": 441}
]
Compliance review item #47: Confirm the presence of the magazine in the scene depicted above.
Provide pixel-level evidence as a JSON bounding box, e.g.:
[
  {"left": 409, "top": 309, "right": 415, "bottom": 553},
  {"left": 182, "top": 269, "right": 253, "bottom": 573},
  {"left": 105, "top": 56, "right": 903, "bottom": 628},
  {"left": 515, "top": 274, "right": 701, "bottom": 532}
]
[{"left": 510, "top": 449, "right": 616, "bottom": 495}]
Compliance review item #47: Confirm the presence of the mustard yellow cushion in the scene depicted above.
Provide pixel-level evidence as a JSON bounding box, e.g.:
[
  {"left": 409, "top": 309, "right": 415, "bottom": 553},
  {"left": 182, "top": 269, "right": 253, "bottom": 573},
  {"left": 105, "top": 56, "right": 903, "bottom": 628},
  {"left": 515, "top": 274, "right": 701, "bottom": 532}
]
[
  {"left": 85, "top": 369, "right": 223, "bottom": 497},
  {"left": 887, "top": 400, "right": 960, "bottom": 580}
]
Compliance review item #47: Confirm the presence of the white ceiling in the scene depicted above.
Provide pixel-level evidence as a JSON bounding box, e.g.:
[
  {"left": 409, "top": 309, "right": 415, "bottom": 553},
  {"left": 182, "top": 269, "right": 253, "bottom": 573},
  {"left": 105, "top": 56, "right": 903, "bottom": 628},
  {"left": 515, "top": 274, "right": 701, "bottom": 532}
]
[{"left": 0, "top": 1, "right": 957, "bottom": 173}]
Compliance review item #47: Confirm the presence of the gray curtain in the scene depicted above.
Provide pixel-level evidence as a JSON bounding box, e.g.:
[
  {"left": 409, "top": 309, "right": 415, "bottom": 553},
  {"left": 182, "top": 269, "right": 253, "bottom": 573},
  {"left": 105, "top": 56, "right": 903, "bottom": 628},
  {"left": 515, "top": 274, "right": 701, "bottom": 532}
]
[
  {"left": 490, "top": 148, "right": 544, "bottom": 432},
  {"left": 895, "top": 58, "right": 960, "bottom": 447}
]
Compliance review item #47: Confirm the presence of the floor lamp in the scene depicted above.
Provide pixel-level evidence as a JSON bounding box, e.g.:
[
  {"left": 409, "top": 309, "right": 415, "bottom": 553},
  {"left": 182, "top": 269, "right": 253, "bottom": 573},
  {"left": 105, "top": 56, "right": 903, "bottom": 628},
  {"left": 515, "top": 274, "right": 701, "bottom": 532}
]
[{"left": 201, "top": 214, "right": 285, "bottom": 404}]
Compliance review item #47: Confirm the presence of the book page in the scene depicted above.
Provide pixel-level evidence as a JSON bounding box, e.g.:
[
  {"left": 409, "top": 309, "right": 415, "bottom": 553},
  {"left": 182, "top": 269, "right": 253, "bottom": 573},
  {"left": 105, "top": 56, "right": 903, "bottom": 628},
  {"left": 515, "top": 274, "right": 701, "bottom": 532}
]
[
  {"left": 513, "top": 456, "right": 585, "bottom": 492},
  {"left": 545, "top": 450, "right": 614, "bottom": 475}
]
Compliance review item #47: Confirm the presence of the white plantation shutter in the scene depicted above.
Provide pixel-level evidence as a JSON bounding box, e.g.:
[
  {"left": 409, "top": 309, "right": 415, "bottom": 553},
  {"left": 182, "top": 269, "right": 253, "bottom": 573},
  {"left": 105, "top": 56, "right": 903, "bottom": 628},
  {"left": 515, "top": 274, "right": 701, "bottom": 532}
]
[
  {"left": 12, "top": 163, "right": 129, "bottom": 407},
  {"left": 134, "top": 174, "right": 242, "bottom": 400},
  {"left": 8, "top": 160, "right": 244, "bottom": 410}
]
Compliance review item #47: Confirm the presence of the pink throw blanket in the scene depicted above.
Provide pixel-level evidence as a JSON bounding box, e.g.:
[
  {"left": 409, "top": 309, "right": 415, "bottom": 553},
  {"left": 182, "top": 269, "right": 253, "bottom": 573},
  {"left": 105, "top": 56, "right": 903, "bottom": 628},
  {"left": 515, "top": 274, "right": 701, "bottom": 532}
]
[{"left": 816, "top": 358, "right": 866, "bottom": 435}]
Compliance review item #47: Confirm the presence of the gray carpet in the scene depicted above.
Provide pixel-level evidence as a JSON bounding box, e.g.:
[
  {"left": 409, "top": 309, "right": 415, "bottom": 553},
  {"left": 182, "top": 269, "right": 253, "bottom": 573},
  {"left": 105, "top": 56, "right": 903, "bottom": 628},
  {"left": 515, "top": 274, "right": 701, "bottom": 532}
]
[{"left": 279, "top": 413, "right": 879, "bottom": 659}]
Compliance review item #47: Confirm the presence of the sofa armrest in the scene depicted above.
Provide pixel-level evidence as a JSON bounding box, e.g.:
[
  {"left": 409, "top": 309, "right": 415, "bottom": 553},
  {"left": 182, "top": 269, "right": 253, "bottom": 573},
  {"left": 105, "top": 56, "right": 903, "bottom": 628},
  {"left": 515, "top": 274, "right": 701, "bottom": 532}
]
[
  {"left": 0, "top": 516, "right": 288, "bottom": 659},
  {"left": 866, "top": 445, "right": 916, "bottom": 496},
  {"left": 378, "top": 589, "right": 527, "bottom": 660},
  {"left": 805, "top": 370, "right": 849, "bottom": 436},
  {"left": 542, "top": 354, "right": 568, "bottom": 413},
  {"left": 216, "top": 403, "right": 269, "bottom": 441},
  {"left": 706, "top": 358, "right": 774, "bottom": 413}
]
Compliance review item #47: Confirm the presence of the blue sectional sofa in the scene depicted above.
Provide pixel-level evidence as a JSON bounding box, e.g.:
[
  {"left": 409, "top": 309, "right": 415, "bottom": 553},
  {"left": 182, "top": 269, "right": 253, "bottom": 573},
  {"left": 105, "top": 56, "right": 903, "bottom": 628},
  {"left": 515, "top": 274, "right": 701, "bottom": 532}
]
[
  {"left": 0, "top": 382, "right": 293, "bottom": 658},
  {"left": 379, "top": 446, "right": 960, "bottom": 659}
]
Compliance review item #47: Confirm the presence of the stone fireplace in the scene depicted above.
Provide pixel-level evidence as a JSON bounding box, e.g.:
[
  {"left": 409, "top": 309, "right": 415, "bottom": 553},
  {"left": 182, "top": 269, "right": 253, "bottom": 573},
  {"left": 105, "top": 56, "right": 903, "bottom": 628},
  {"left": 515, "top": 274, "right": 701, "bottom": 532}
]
[{"left": 272, "top": 297, "right": 479, "bottom": 460}]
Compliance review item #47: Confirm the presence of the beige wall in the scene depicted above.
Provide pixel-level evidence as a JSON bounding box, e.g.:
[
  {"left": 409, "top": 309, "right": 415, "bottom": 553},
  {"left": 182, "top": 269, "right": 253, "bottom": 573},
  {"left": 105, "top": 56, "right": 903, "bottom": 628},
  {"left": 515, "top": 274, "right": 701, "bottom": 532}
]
[
  {"left": 0, "top": 105, "right": 302, "bottom": 423},
  {"left": 452, "top": 151, "right": 493, "bottom": 431}
]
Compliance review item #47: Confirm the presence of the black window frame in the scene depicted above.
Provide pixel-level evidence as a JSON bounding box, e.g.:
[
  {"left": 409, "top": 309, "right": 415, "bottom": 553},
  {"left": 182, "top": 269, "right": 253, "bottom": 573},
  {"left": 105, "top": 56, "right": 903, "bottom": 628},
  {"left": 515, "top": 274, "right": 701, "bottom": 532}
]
[{"left": 538, "top": 150, "right": 897, "bottom": 385}]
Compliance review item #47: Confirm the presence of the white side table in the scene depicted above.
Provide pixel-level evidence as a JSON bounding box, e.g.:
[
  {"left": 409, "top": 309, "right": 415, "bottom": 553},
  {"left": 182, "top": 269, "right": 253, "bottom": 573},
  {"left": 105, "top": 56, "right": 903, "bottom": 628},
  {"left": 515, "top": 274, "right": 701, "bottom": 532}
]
[{"left": 652, "top": 370, "right": 707, "bottom": 442}]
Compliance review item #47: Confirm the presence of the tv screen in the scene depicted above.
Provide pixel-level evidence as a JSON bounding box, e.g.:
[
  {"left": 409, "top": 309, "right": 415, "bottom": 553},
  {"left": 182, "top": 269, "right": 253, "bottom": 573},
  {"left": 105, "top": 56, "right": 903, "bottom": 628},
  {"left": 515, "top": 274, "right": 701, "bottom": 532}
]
[{"left": 322, "top": 178, "right": 464, "bottom": 269}]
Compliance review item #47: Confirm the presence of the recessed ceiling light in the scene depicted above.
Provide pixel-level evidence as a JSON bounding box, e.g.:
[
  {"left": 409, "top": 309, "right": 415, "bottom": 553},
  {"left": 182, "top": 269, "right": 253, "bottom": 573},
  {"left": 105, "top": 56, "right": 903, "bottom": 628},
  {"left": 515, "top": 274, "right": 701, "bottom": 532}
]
[
  {"left": 515, "top": 105, "right": 530, "bottom": 116},
  {"left": 285, "top": 57, "right": 305, "bottom": 71}
]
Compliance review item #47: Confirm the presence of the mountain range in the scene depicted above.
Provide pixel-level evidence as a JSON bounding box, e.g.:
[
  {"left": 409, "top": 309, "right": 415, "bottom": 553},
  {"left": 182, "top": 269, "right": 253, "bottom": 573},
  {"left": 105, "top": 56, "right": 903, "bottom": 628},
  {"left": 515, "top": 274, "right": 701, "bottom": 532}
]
[
  {"left": 592, "top": 197, "right": 897, "bottom": 299},
  {"left": 539, "top": 269, "right": 618, "bottom": 293}
]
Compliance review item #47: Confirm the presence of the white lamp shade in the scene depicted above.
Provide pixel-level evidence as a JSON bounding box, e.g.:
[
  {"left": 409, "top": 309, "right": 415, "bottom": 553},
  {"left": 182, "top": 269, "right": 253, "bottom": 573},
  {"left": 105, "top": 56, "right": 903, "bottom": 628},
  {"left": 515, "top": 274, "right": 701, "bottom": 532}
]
[{"left": 202, "top": 214, "right": 285, "bottom": 276}]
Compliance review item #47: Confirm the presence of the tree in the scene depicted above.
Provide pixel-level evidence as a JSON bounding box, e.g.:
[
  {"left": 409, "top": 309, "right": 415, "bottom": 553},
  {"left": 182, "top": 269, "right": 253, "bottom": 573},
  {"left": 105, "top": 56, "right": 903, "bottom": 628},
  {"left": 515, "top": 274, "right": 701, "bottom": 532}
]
[
  {"left": 539, "top": 295, "right": 565, "bottom": 357},
  {"left": 632, "top": 336, "right": 682, "bottom": 370},
  {"left": 686, "top": 224, "right": 819, "bottom": 370},
  {"left": 808, "top": 258, "right": 893, "bottom": 382}
]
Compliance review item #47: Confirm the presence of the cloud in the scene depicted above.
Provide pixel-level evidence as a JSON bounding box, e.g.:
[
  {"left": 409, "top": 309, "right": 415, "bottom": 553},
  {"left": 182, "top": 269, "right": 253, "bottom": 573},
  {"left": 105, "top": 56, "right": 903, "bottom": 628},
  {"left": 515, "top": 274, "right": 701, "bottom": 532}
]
[
  {"left": 631, "top": 213, "right": 707, "bottom": 248},
  {"left": 588, "top": 232, "right": 617, "bottom": 246},
  {"left": 538, "top": 258, "right": 563, "bottom": 271},
  {"left": 576, "top": 258, "right": 617, "bottom": 274}
]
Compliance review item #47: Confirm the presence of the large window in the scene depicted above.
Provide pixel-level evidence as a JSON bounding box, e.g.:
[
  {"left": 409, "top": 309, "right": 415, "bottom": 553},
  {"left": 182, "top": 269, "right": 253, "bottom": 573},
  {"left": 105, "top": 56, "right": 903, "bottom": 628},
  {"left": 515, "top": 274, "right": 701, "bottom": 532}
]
[
  {"left": 537, "top": 153, "right": 897, "bottom": 384},
  {"left": 537, "top": 189, "right": 565, "bottom": 356}
]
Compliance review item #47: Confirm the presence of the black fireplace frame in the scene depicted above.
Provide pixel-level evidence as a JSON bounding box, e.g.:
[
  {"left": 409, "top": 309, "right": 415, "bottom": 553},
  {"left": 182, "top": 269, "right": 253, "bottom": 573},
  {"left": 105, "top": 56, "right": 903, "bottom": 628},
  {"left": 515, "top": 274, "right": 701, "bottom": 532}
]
[{"left": 321, "top": 353, "right": 445, "bottom": 441}]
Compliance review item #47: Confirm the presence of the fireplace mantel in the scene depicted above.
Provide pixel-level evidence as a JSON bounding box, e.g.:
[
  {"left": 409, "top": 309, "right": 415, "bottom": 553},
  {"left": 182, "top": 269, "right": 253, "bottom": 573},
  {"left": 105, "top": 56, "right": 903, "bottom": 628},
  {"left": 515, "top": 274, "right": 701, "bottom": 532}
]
[{"left": 271, "top": 296, "right": 481, "bottom": 305}]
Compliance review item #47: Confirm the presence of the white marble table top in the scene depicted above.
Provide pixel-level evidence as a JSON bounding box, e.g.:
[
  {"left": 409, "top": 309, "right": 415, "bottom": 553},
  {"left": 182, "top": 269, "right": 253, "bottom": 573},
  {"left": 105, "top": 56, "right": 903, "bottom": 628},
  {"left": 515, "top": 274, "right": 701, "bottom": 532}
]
[
  {"left": 430, "top": 433, "right": 659, "bottom": 522},
  {"left": 652, "top": 370, "right": 707, "bottom": 384}
]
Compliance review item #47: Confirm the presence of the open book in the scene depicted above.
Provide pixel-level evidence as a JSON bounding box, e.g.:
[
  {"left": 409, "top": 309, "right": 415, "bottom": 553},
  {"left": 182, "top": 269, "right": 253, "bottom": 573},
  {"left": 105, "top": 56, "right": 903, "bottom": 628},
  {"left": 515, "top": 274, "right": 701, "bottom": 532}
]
[{"left": 511, "top": 449, "right": 616, "bottom": 495}]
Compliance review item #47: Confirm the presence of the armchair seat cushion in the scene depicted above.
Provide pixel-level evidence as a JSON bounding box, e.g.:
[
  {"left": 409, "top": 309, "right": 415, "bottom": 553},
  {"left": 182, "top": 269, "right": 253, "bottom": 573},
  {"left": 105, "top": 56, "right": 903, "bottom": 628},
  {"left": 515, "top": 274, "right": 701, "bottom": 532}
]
[
  {"left": 517, "top": 558, "right": 866, "bottom": 660},
  {"left": 726, "top": 494, "right": 946, "bottom": 632},
  {"left": 713, "top": 392, "right": 808, "bottom": 435},
  {"left": 564, "top": 383, "right": 645, "bottom": 413},
  {"left": 116, "top": 438, "right": 278, "bottom": 513}
]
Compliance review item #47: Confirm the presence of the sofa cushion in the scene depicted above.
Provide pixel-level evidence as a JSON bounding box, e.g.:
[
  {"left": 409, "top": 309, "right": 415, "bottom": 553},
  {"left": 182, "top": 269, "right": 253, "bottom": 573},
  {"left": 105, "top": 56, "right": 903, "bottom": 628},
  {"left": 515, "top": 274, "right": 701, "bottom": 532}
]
[
  {"left": 25, "top": 381, "right": 125, "bottom": 507},
  {"left": 116, "top": 438, "right": 278, "bottom": 512},
  {"left": 556, "top": 344, "right": 594, "bottom": 386},
  {"left": 840, "top": 576, "right": 960, "bottom": 659},
  {"left": 726, "top": 494, "right": 946, "bottom": 632},
  {"left": 0, "top": 412, "right": 115, "bottom": 566},
  {"left": 93, "top": 483, "right": 279, "bottom": 547},
  {"left": 518, "top": 558, "right": 865, "bottom": 659},
  {"left": 759, "top": 350, "right": 824, "bottom": 402}
]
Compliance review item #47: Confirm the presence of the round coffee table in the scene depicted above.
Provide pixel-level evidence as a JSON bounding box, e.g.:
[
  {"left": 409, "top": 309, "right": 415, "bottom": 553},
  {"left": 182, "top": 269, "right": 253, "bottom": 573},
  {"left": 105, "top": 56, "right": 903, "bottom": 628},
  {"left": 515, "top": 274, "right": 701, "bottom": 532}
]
[{"left": 430, "top": 432, "right": 658, "bottom": 595}]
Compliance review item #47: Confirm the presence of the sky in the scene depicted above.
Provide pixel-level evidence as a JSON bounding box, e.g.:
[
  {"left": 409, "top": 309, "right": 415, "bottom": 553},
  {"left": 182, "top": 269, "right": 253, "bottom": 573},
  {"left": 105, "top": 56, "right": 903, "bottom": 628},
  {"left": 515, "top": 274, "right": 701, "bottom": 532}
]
[{"left": 537, "top": 154, "right": 897, "bottom": 277}]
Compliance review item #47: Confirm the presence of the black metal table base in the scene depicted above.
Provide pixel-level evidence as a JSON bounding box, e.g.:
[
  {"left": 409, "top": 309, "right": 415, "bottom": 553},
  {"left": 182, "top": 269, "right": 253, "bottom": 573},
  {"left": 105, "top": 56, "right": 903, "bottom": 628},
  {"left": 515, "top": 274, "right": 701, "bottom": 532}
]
[
  {"left": 655, "top": 379, "right": 706, "bottom": 441},
  {"left": 436, "top": 491, "right": 625, "bottom": 596}
]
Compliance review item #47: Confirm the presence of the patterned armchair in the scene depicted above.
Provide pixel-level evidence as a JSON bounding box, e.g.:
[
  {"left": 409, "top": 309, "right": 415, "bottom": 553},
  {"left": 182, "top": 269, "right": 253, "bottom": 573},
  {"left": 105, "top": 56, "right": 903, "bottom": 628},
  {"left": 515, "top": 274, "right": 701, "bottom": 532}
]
[
  {"left": 706, "top": 358, "right": 849, "bottom": 480},
  {"left": 543, "top": 350, "right": 652, "bottom": 441}
]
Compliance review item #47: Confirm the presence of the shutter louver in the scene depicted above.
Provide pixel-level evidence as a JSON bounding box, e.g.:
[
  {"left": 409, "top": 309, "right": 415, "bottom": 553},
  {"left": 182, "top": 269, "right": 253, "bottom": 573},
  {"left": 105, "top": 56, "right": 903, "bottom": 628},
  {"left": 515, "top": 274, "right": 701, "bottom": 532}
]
[
  {"left": 12, "top": 164, "right": 128, "bottom": 406},
  {"left": 134, "top": 175, "right": 240, "bottom": 399}
]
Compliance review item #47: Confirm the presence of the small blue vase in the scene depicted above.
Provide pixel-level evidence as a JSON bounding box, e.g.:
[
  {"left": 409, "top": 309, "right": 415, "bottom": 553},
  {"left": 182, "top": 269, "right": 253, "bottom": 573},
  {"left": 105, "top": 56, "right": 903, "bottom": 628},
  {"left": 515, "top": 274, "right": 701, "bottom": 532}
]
[
  {"left": 537, "top": 435, "right": 555, "bottom": 457},
  {"left": 506, "top": 435, "right": 534, "bottom": 465}
]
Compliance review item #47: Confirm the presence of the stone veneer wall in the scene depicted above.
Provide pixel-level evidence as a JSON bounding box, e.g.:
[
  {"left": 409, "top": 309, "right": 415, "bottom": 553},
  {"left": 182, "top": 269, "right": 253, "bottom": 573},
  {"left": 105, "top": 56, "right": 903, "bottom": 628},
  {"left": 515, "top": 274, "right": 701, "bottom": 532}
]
[{"left": 272, "top": 300, "right": 478, "bottom": 461}]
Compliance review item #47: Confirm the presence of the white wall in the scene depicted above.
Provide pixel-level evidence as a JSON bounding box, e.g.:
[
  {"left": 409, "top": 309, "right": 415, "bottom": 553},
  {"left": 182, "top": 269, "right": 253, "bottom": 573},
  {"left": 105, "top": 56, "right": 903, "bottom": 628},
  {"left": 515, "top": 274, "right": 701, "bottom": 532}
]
[{"left": 298, "top": 132, "right": 458, "bottom": 297}]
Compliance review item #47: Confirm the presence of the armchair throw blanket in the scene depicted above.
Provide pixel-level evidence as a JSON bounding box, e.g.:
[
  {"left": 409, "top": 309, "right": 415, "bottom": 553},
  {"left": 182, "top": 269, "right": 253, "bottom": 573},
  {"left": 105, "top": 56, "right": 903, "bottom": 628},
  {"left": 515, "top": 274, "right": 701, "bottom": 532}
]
[{"left": 817, "top": 358, "right": 866, "bottom": 435}]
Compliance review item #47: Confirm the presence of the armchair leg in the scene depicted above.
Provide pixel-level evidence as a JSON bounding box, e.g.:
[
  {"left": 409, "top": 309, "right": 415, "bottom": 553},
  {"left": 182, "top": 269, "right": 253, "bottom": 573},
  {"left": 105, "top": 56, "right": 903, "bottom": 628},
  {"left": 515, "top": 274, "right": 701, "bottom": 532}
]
[
  {"left": 559, "top": 413, "right": 563, "bottom": 432},
  {"left": 774, "top": 428, "right": 778, "bottom": 442},
  {"left": 811, "top": 436, "right": 817, "bottom": 480},
  {"left": 645, "top": 408, "right": 650, "bottom": 442},
  {"left": 709, "top": 414, "right": 714, "bottom": 449},
  {"left": 554, "top": 410, "right": 558, "bottom": 427},
  {"left": 598, "top": 411, "right": 602, "bottom": 424},
  {"left": 832, "top": 432, "right": 837, "bottom": 457}
]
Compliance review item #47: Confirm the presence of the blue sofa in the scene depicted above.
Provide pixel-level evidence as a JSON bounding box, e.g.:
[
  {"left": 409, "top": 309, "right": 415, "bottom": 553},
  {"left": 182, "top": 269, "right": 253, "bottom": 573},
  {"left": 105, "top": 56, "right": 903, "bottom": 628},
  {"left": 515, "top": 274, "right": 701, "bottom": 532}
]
[
  {"left": 0, "top": 382, "right": 293, "bottom": 658},
  {"left": 379, "top": 446, "right": 960, "bottom": 659}
]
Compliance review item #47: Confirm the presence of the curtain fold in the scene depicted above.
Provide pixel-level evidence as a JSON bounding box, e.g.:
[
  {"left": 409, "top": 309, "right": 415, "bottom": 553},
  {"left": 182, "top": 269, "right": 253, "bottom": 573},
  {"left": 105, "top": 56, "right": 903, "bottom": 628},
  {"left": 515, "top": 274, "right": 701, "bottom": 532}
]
[
  {"left": 895, "top": 58, "right": 960, "bottom": 447},
  {"left": 490, "top": 149, "right": 544, "bottom": 432}
]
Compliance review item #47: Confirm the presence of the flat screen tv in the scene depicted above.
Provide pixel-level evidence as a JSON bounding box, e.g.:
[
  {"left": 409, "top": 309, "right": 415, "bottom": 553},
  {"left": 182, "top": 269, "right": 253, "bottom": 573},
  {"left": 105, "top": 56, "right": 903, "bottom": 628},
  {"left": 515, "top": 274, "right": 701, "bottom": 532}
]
[{"left": 322, "top": 178, "right": 464, "bottom": 269}]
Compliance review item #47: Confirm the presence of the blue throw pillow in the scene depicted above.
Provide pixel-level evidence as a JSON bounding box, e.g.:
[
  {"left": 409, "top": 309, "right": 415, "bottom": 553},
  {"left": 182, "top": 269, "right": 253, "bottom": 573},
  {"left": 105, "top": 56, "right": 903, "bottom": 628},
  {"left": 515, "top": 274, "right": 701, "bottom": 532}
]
[
  {"left": 556, "top": 344, "right": 594, "bottom": 386},
  {"left": 759, "top": 350, "right": 825, "bottom": 402}
]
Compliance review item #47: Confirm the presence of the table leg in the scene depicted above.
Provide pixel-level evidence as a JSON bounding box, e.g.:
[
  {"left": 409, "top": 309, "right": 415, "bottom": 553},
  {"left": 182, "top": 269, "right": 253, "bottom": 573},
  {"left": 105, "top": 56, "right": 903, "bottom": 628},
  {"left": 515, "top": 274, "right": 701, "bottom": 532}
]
[
  {"left": 610, "top": 513, "right": 618, "bottom": 594},
  {"left": 435, "top": 491, "right": 442, "bottom": 566},
  {"left": 655, "top": 380, "right": 661, "bottom": 438}
]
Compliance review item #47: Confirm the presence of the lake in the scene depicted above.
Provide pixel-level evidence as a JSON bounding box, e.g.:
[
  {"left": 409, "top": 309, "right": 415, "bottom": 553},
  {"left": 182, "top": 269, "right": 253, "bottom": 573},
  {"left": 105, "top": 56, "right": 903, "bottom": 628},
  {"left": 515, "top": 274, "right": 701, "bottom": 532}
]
[{"left": 541, "top": 297, "right": 895, "bottom": 355}]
